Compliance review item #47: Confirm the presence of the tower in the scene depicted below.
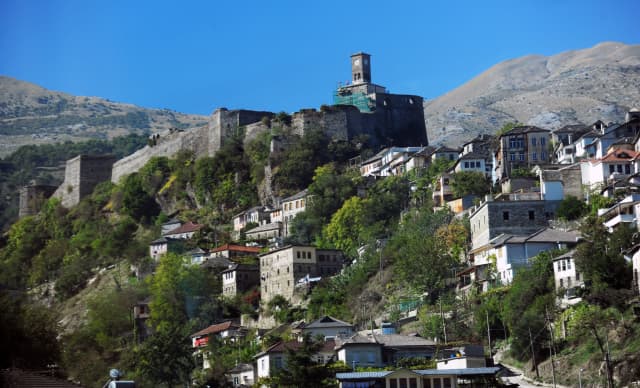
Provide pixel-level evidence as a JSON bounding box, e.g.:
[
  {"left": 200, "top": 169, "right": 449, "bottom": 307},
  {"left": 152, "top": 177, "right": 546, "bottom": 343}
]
[{"left": 351, "top": 52, "right": 371, "bottom": 84}]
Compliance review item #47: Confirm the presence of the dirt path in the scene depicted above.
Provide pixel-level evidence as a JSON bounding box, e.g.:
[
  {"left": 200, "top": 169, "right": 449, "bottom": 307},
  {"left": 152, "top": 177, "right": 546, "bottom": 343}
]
[{"left": 499, "top": 363, "right": 571, "bottom": 388}]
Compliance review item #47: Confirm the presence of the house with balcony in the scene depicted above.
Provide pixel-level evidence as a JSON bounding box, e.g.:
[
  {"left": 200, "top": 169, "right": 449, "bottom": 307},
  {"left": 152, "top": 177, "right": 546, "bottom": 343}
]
[
  {"left": 432, "top": 173, "right": 454, "bottom": 207},
  {"left": 494, "top": 126, "right": 551, "bottom": 181},
  {"left": 404, "top": 146, "right": 436, "bottom": 174},
  {"left": 302, "top": 315, "right": 355, "bottom": 340},
  {"left": 191, "top": 321, "right": 248, "bottom": 369},
  {"left": 580, "top": 146, "right": 640, "bottom": 191},
  {"left": 597, "top": 194, "right": 640, "bottom": 232},
  {"left": 452, "top": 152, "right": 490, "bottom": 177}
]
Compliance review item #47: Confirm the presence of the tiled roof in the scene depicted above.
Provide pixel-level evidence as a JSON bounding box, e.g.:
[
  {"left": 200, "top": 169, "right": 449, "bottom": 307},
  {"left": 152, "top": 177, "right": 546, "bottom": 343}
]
[
  {"left": 304, "top": 315, "right": 354, "bottom": 329},
  {"left": 165, "top": 221, "right": 203, "bottom": 235},
  {"left": 191, "top": 321, "right": 239, "bottom": 337},
  {"left": 374, "top": 333, "right": 437, "bottom": 347},
  {"left": 246, "top": 222, "right": 281, "bottom": 233},
  {"left": 220, "top": 263, "right": 259, "bottom": 274},
  {"left": 283, "top": 189, "right": 308, "bottom": 202},
  {"left": 210, "top": 244, "right": 261, "bottom": 254},
  {"left": 501, "top": 125, "right": 550, "bottom": 137},
  {"left": 255, "top": 339, "right": 336, "bottom": 358}
]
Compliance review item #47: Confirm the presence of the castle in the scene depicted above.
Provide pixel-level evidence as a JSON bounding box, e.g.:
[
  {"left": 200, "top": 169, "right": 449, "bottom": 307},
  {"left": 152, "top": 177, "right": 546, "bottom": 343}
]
[{"left": 24, "top": 53, "right": 428, "bottom": 210}]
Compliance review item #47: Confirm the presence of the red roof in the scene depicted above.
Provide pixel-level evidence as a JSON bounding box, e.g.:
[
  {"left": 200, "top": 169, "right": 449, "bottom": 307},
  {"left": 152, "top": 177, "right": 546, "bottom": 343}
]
[
  {"left": 210, "top": 243, "right": 261, "bottom": 254},
  {"left": 165, "top": 221, "right": 204, "bottom": 235},
  {"left": 191, "top": 321, "right": 238, "bottom": 338}
]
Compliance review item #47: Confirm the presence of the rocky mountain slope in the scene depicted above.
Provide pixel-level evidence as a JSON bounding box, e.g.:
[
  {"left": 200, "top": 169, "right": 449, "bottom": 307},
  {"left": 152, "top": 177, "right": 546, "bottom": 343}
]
[
  {"left": 425, "top": 41, "right": 640, "bottom": 146},
  {"left": 0, "top": 76, "right": 207, "bottom": 157}
]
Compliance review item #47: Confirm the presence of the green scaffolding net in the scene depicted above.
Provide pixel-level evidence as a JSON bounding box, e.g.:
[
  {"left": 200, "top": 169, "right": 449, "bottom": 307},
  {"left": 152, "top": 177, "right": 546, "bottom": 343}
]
[{"left": 333, "top": 90, "right": 375, "bottom": 112}]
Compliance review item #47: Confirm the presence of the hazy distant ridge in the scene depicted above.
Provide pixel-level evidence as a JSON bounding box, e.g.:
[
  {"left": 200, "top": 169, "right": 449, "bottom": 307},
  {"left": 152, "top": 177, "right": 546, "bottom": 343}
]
[
  {"left": 424, "top": 41, "right": 640, "bottom": 145},
  {"left": 0, "top": 76, "right": 207, "bottom": 156}
]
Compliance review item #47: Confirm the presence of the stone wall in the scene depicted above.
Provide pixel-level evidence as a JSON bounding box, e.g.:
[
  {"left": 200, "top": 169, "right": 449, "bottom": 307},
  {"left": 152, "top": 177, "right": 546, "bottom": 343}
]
[
  {"left": 53, "top": 154, "right": 116, "bottom": 208},
  {"left": 470, "top": 199, "right": 550, "bottom": 249},
  {"left": 19, "top": 184, "right": 57, "bottom": 218},
  {"left": 541, "top": 164, "right": 583, "bottom": 200}
]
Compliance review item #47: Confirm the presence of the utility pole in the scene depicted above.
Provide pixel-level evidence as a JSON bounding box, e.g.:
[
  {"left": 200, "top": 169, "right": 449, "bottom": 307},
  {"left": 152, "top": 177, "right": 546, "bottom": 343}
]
[
  {"left": 439, "top": 298, "right": 448, "bottom": 344},
  {"left": 605, "top": 334, "right": 614, "bottom": 388},
  {"left": 486, "top": 310, "right": 492, "bottom": 356},
  {"left": 529, "top": 327, "right": 539, "bottom": 378},
  {"left": 546, "top": 308, "right": 557, "bottom": 388}
]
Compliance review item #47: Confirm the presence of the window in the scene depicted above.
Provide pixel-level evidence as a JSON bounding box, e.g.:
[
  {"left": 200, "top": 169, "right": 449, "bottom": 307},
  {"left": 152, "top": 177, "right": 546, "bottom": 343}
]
[
  {"left": 532, "top": 137, "right": 537, "bottom": 146},
  {"left": 567, "top": 260, "right": 571, "bottom": 270},
  {"left": 424, "top": 379, "right": 431, "bottom": 388},
  {"left": 541, "top": 137, "right": 546, "bottom": 146},
  {"left": 367, "top": 352, "right": 375, "bottom": 363},
  {"left": 390, "top": 379, "right": 398, "bottom": 388},
  {"left": 626, "top": 164, "right": 631, "bottom": 174},
  {"left": 560, "top": 278, "right": 564, "bottom": 288},
  {"left": 610, "top": 165, "right": 615, "bottom": 174},
  {"left": 529, "top": 210, "right": 535, "bottom": 220},
  {"left": 464, "top": 161, "right": 469, "bottom": 168},
  {"left": 541, "top": 151, "right": 546, "bottom": 160},
  {"left": 409, "top": 378, "right": 418, "bottom": 388},
  {"left": 576, "top": 271, "right": 580, "bottom": 281},
  {"left": 532, "top": 152, "right": 537, "bottom": 161},
  {"left": 434, "top": 379, "right": 441, "bottom": 388},
  {"left": 509, "top": 152, "right": 516, "bottom": 161},
  {"left": 561, "top": 261, "right": 566, "bottom": 271},
  {"left": 519, "top": 152, "right": 525, "bottom": 161},
  {"left": 297, "top": 251, "right": 301, "bottom": 259},
  {"left": 617, "top": 165, "right": 623, "bottom": 173},
  {"left": 399, "top": 379, "right": 407, "bottom": 388},
  {"left": 443, "top": 378, "right": 452, "bottom": 388},
  {"left": 503, "top": 211, "right": 509, "bottom": 220}
]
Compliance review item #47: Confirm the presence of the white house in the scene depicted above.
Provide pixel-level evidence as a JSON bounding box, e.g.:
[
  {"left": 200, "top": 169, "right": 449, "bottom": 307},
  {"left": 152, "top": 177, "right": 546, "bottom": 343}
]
[
  {"left": 580, "top": 147, "right": 639, "bottom": 191},
  {"left": 255, "top": 339, "right": 336, "bottom": 381},
  {"left": 302, "top": 315, "right": 355, "bottom": 340},
  {"left": 552, "top": 250, "right": 584, "bottom": 307}
]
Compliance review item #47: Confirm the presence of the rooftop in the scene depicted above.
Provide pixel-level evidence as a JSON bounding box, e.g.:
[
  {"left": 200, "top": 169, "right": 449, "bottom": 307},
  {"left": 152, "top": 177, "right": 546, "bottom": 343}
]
[{"left": 165, "top": 221, "right": 204, "bottom": 236}]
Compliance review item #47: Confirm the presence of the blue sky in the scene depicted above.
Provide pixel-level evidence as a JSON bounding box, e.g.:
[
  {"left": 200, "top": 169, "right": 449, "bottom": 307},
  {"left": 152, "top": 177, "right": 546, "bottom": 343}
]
[{"left": 1, "top": 0, "right": 638, "bottom": 116}]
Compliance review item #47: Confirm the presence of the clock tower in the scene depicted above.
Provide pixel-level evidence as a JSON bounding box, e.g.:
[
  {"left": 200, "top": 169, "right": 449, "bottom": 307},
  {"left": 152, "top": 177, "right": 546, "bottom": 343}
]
[{"left": 351, "top": 52, "right": 371, "bottom": 84}]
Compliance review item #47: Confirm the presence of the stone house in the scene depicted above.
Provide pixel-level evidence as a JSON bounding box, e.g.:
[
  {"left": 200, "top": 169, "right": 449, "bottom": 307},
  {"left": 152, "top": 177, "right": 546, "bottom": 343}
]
[
  {"left": 535, "top": 164, "right": 583, "bottom": 201},
  {"left": 494, "top": 126, "right": 550, "bottom": 181},
  {"left": 432, "top": 173, "right": 454, "bottom": 207},
  {"left": 221, "top": 263, "right": 260, "bottom": 298},
  {"left": 255, "top": 339, "right": 336, "bottom": 381},
  {"left": 552, "top": 250, "right": 584, "bottom": 307},
  {"left": 259, "top": 245, "right": 344, "bottom": 304},
  {"left": 281, "top": 189, "right": 309, "bottom": 237},
  {"left": 468, "top": 196, "right": 552, "bottom": 253},
  {"left": 360, "top": 150, "right": 385, "bottom": 177},
  {"left": 245, "top": 222, "right": 282, "bottom": 242},
  {"left": 551, "top": 124, "right": 590, "bottom": 164}
]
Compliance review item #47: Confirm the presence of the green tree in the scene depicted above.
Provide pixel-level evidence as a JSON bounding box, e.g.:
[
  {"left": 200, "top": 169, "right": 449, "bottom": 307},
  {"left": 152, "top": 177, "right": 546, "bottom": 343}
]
[
  {"left": 556, "top": 195, "right": 587, "bottom": 220},
  {"left": 321, "top": 196, "right": 366, "bottom": 257},
  {"left": 121, "top": 173, "right": 159, "bottom": 223},
  {"left": 574, "top": 215, "right": 633, "bottom": 304},
  {"left": 502, "top": 251, "right": 556, "bottom": 361},
  {"left": 389, "top": 209, "right": 457, "bottom": 294},
  {"left": 450, "top": 171, "right": 490, "bottom": 198},
  {"left": 267, "top": 334, "right": 336, "bottom": 388}
]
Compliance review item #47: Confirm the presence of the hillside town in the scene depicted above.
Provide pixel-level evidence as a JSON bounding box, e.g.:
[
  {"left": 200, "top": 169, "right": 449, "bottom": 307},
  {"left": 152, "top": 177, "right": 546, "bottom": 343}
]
[{"left": 4, "top": 50, "right": 640, "bottom": 388}]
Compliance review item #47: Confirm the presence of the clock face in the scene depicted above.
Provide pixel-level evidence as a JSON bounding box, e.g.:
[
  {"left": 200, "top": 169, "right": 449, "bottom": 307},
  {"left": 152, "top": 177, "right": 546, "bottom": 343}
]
[{"left": 353, "top": 58, "right": 360, "bottom": 66}]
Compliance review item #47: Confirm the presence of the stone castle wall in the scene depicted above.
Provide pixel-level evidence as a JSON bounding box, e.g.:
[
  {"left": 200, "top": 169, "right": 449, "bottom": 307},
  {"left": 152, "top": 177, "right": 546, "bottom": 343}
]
[
  {"left": 19, "top": 184, "right": 57, "bottom": 218},
  {"left": 52, "top": 154, "right": 116, "bottom": 208}
]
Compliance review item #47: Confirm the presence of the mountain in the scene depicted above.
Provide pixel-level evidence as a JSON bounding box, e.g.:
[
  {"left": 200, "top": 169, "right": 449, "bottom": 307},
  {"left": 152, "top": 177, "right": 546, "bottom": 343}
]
[
  {"left": 0, "top": 76, "right": 207, "bottom": 157},
  {"left": 424, "top": 41, "right": 640, "bottom": 146}
]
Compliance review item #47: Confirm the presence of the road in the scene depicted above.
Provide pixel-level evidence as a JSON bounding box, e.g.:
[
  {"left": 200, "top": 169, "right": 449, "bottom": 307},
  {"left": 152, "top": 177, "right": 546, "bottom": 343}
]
[{"left": 499, "top": 364, "right": 571, "bottom": 388}]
